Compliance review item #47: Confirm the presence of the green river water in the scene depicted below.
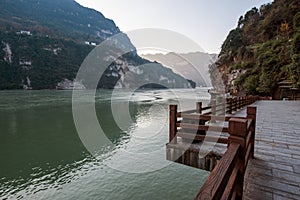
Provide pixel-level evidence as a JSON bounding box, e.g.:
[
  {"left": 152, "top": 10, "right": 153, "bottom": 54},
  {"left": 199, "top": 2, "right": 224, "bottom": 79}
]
[{"left": 0, "top": 89, "right": 210, "bottom": 200}]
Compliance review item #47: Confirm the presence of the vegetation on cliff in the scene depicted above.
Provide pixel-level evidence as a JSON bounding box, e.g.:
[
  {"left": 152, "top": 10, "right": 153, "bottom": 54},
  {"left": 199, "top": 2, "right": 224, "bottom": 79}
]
[
  {"left": 0, "top": 0, "right": 192, "bottom": 90},
  {"left": 213, "top": 0, "right": 300, "bottom": 96}
]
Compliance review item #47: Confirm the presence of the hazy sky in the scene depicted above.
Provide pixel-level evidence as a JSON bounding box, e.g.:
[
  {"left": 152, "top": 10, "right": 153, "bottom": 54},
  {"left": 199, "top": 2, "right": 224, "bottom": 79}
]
[{"left": 75, "top": 0, "right": 272, "bottom": 54}]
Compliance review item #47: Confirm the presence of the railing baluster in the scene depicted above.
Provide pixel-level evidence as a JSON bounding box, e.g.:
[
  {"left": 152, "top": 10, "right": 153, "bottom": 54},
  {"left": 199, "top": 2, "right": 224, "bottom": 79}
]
[
  {"left": 196, "top": 102, "right": 202, "bottom": 114},
  {"left": 169, "top": 105, "right": 177, "bottom": 144},
  {"left": 247, "top": 106, "right": 257, "bottom": 159},
  {"left": 234, "top": 97, "right": 237, "bottom": 112},
  {"left": 227, "top": 98, "right": 232, "bottom": 114}
]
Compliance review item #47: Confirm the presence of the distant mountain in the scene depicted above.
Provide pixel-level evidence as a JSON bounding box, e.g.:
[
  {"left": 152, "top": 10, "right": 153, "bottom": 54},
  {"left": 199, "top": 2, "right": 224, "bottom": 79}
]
[
  {"left": 141, "top": 52, "right": 218, "bottom": 87},
  {"left": 0, "top": 0, "right": 120, "bottom": 42},
  {"left": 0, "top": 0, "right": 192, "bottom": 89}
]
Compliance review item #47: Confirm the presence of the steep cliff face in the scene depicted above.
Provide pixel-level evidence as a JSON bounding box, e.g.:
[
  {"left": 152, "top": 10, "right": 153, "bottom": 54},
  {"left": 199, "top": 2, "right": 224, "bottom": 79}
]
[
  {"left": 0, "top": 0, "right": 191, "bottom": 89},
  {"left": 0, "top": 0, "right": 120, "bottom": 42},
  {"left": 213, "top": 0, "right": 300, "bottom": 97}
]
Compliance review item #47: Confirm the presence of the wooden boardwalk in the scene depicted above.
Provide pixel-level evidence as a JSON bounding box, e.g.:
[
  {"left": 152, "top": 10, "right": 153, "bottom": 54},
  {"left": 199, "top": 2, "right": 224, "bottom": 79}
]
[
  {"left": 166, "top": 99, "right": 300, "bottom": 199},
  {"left": 243, "top": 101, "right": 300, "bottom": 199}
]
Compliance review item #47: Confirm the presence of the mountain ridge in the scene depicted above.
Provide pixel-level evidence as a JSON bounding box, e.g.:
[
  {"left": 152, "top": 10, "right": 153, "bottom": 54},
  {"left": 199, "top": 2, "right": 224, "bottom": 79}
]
[
  {"left": 0, "top": 0, "right": 120, "bottom": 42},
  {"left": 0, "top": 0, "right": 193, "bottom": 90},
  {"left": 141, "top": 51, "right": 217, "bottom": 87}
]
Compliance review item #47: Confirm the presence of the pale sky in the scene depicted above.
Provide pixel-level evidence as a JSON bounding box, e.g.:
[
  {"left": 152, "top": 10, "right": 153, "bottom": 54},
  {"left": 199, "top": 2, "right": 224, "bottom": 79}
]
[{"left": 75, "top": 0, "right": 272, "bottom": 54}]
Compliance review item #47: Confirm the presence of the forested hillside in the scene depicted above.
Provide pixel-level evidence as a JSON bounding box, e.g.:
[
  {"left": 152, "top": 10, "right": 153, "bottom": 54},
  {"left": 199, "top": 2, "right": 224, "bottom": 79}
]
[
  {"left": 211, "top": 0, "right": 300, "bottom": 97},
  {"left": 0, "top": 31, "right": 93, "bottom": 89},
  {"left": 0, "top": 0, "right": 192, "bottom": 89}
]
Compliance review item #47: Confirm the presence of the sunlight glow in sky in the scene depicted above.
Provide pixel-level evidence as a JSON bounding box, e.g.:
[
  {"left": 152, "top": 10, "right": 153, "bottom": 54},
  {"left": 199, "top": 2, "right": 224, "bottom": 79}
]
[{"left": 75, "top": 0, "right": 272, "bottom": 54}]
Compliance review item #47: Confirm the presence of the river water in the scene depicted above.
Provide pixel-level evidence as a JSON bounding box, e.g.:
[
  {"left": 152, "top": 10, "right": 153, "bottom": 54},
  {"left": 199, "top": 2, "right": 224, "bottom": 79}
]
[{"left": 0, "top": 88, "right": 211, "bottom": 200}]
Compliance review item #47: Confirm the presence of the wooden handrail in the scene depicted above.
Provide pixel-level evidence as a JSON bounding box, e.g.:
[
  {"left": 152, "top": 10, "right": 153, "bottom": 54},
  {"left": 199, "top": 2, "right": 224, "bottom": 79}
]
[
  {"left": 176, "top": 96, "right": 259, "bottom": 117},
  {"left": 195, "top": 143, "right": 241, "bottom": 200},
  {"left": 181, "top": 109, "right": 198, "bottom": 114},
  {"left": 195, "top": 115, "right": 256, "bottom": 199},
  {"left": 167, "top": 96, "right": 258, "bottom": 200},
  {"left": 201, "top": 106, "right": 212, "bottom": 111},
  {"left": 177, "top": 123, "right": 229, "bottom": 133},
  {"left": 178, "top": 113, "right": 250, "bottom": 122},
  {"left": 169, "top": 96, "right": 258, "bottom": 145}
]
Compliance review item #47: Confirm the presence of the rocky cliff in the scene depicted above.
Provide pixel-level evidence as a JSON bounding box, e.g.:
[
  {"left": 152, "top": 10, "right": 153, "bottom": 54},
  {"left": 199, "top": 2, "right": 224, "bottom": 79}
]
[
  {"left": 212, "top": 0, "right": 300, "bottom": 97},
  {"left": 0, "top": 0, "right": 191, "bottom": 89}
]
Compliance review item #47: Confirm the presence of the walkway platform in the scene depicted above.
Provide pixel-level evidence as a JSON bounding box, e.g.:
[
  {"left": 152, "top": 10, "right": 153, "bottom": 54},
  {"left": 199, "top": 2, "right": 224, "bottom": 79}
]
[{"left": 243, "top": 101, "right": 300, "bottom": 199}]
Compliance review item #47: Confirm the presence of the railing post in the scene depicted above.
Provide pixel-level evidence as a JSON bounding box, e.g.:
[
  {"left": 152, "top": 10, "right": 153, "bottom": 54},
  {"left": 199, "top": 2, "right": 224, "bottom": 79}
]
[
  {"left": 196, "top": 102, "right": 206, "bottom": 135},
  {"left": 241, "top": 97, "right": 243, "bottom": 108},
  {"left": 240, "top": 97, "right": 243, "bottom": 109},
  {"left": 247, "top": 106, "right": 257, "bottom": 159},
  {"left": 233, "top": 97, "right": 237, "bottom": 112},
  {"left": 211, "top": 99, "right": 217, "bottom": 123},
  {"left": 241, "top": 97, "right": 244, "bottom": 107},
  {"left": 241, "top": 97, "right": 244, "bottom": 108},
  {"left": 169, "top": 105, "right": 177, "bottom": 144},
  {"left": 211, "top": 99, "right": 216, "bottom": 115},
  {"left": 228, "top": 118, "right": 248, "bottom": 199},
  {"left": 196, "top": 102, "right": 202, "bottom": 114},
  {"left": 221, "top": 97, "right": 226, "bottom": 115},
  {"left": 227, "top": 98, "right": 232, "bottom": 114}
]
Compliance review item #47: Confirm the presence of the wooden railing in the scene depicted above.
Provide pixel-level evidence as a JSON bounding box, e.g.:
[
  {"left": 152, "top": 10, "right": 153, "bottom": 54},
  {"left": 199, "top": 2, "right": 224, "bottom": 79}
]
[
  {"left": 169, "top": 96, "right": 258, "bottom": 144},
  {"left": 195, "top": 108, "right": 256, "bottom": 199},
  {"left": 167, "top": 96, "right": 258, "bottom": 199}
]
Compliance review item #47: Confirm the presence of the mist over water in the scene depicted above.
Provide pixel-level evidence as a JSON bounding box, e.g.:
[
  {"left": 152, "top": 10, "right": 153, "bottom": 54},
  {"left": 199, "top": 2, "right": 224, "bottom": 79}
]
[{"left": 0, "top": 88, "right": 210, "bottom": 200}]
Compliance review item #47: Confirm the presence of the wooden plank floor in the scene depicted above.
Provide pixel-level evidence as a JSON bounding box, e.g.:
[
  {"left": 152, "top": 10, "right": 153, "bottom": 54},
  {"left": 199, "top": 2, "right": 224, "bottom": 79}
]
[{"left": 242, "top": 101, "right": 300, "bottom": 200}]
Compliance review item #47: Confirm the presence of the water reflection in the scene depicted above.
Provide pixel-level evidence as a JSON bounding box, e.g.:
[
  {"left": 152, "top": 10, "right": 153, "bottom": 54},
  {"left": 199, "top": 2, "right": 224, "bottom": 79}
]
[{"left": 0, "top": 89, "right": 210, "bottom": 199}]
